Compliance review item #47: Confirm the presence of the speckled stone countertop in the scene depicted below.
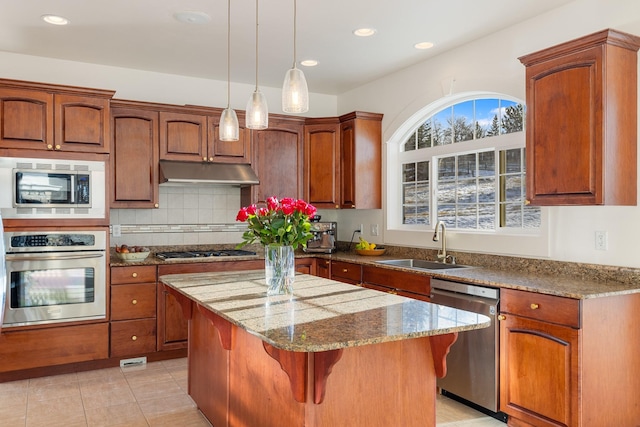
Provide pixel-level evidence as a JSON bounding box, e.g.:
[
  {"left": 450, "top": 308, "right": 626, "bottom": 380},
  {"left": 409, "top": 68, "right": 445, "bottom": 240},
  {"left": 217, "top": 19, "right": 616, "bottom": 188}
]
[
  {"left": 112, "top": 243, "right": 640, "bottom": 300},
  {"left": 159, "top": 270, "right": 490, "bottom": 352}
]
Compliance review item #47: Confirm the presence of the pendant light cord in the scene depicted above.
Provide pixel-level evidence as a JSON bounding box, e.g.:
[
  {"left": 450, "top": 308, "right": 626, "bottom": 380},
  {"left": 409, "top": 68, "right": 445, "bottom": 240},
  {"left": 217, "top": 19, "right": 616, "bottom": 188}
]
[
  {"left": 255, "top": 0, "right": 259, "bottom": 90},
  {"left": 227, "top": 0, "right": 231, "bottom": 109},
  {"left": 292, "top": 0, "right": 297, "bottom": 68}
]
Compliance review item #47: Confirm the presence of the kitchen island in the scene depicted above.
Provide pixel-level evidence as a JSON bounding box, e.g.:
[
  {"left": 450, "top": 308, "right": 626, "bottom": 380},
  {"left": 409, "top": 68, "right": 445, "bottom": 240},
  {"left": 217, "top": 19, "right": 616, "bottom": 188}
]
[{"left": 160, "top": 270, "right": 490, "bottom": 427}]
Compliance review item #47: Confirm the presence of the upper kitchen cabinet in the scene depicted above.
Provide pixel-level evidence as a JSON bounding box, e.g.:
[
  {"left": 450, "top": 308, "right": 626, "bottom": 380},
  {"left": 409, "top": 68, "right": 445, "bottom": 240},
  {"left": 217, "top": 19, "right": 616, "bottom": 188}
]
[
  {"left": 0, "top": 79, "right": 113, "bottom": 153},
  {"left": 241, "top": 115, "right": 305, "bottom": 205},
  {"left": 159, "top": 109, "right": 251, "bottom": 164},
  {"left": 304, "top": 118, "right": 341, "bottom": 208},
  {"left": 111, "top": 102, "right": 159, "bottom": 208},
  {"left": 339, "top": 111, "right": 383, "bottom": 209},
  {"left": 519, "top": 29, "right": 640, "bottom": 206}
]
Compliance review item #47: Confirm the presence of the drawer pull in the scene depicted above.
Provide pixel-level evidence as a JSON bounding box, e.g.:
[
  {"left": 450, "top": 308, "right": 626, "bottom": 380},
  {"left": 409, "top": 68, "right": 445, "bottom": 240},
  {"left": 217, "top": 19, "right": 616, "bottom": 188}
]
[
  {"left": 132, "top": 272, "right": 138, "bottom": 278},
  {"left": 342, "top": 269, "right": 348, "bottom": 273},
  {"left": 132, "top": 299, "right": 137, "bottom": 305},
  {"left": 530, "top": 303, "right": 539, "bottom": 310},
  {"left": 131, "top": 335, "right": 137, "bottom": 341},
  {"left": 388, "top": 289, "right": 397, "bottom": 295},
  {"left": 497, "top": 315, "right": 506, "bottom": 321}
]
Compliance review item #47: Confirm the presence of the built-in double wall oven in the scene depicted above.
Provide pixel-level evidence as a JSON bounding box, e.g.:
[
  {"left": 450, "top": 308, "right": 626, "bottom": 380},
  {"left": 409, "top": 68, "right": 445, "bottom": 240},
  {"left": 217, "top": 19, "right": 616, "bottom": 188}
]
[{"left": 2, "top": 229, "right": 107, "bottom": 328}]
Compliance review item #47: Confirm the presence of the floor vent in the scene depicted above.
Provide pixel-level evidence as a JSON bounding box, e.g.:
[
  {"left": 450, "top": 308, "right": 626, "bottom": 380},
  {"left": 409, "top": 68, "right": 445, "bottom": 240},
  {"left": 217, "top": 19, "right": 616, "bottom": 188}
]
[{"left": 119, "top": 356, "right": 147, "bottom": 368}]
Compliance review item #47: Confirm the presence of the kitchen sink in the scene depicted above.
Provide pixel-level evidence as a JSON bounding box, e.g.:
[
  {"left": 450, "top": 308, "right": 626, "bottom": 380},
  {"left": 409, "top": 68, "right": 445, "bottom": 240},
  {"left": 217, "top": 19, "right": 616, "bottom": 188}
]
[{"left": 376, "top": 259, "right": 469, "bottom": 270}]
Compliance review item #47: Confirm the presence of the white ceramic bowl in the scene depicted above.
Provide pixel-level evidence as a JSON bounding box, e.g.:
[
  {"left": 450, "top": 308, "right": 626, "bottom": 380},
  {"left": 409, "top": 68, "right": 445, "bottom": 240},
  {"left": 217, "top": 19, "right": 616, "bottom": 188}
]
[{"left": 115, "top": 251, "right": 150, "bottom": 262}]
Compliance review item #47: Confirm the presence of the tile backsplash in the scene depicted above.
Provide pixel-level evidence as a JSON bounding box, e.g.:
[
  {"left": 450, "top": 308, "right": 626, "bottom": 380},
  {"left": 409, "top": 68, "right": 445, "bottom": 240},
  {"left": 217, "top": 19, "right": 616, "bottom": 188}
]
[{"left": 110, "top": 185, "right": 247, "bottom": 247}]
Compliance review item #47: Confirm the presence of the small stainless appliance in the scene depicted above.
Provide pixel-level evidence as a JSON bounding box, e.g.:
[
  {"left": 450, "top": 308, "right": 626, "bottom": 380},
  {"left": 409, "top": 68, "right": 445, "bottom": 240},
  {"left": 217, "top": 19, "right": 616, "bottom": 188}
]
[
  {"left": 155, "top": 249, "right": 257, "bottom": 261},
  {"left": 0, "top": 213, "right": 5, "bottom": 330},
  {"left": 304, "top": 222, "right": 337, "bottom": 253},
  {"left": 3, "top": 229, "right": 107, "bottom": 327},
  {"left": 0, "top": 156, "right": 106, "bottom": 219},
  {"left": 430, "top": 278, "right": 507, "bottom": 422}
]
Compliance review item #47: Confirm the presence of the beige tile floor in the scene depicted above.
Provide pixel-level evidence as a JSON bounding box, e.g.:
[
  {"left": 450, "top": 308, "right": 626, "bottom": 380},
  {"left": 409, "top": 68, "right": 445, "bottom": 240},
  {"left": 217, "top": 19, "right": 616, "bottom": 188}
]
[{"left": 0, "top": 357, "right": 504, "bottom": 426}]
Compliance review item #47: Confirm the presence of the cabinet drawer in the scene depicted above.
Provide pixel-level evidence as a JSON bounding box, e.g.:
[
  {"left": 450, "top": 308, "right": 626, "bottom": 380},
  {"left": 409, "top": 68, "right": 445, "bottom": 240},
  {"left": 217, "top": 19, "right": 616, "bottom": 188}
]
[
  {"left": 111, "top": 283, "right": 156, "bottom": 321},
  {"left": 111, "top": 265, "right": 156, "bottom": 284},
  {"left": 110, "top": 318, "right": 157, "bottom": 357},
  {"left": 331, "top": 261, "right": 362, "bottom": 283},
  {"left": 362, "top": 266, "right": 430, "bottom": 296},
  {"left": 501, "top": 289, "right": 580, "bottom": 328}
]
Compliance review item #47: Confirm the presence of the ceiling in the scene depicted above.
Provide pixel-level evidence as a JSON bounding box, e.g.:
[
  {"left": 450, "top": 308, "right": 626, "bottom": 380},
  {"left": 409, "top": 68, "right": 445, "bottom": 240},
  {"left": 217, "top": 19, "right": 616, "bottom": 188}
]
[{"left": 0, "top": 0, "right": 574, "bottom": 95}]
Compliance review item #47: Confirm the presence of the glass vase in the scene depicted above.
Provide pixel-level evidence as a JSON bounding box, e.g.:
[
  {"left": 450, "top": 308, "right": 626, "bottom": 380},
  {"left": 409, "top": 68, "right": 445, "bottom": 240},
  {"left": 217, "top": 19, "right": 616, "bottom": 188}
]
[{"left": 264, "top": 244, "right": 295, "bottom": 296}]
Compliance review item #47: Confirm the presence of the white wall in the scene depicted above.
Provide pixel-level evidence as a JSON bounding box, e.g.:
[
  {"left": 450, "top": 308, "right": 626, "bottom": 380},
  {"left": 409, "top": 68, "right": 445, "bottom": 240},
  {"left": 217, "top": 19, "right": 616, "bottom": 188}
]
[{"left": 335, "top": 0, "right": 640, "bottom": 268}]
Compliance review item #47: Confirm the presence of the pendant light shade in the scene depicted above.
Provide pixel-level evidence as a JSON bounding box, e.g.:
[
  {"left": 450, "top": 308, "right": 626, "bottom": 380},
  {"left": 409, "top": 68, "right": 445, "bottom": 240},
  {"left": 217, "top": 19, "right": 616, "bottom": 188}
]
[
  {"left": 246, "top": 0, "right": 268, "bottom": 129},
  {"left": 219, "top": 0, "right": 239, "bottom": 141},
  {"left": 282, "top": 0, "right": 309, "bottom": 113}
]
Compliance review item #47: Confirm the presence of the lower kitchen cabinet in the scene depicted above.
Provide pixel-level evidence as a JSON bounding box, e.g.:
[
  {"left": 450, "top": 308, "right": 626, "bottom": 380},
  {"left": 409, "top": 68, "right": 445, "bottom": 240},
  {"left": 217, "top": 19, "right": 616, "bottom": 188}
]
[
  {"left": 110, "top": 265, "right": 158, "bottom": 358},
  {"left": 295, "top": 257, "right": 315, "bottom": 275},
  {"left": 499, "top": 289, "right": 640, "bottom": 427},
  {"left": 330, "top": 261, "right": 362, "bottom": 285},
  {"left": 316, "top": 259, "right": 331, "bottom": 279},
  {"left": 157, "top": 281, "right": 189, "bottom": 351},
  {"left": 361, "top": 265, "right": 430, "bottom": 301}
]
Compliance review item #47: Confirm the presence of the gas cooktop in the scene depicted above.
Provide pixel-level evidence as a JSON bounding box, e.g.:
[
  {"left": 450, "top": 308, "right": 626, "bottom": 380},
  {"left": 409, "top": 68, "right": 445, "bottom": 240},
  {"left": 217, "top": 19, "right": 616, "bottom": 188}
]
[{"left": 155, "top": 249, "right": 257, "bottom": 260}]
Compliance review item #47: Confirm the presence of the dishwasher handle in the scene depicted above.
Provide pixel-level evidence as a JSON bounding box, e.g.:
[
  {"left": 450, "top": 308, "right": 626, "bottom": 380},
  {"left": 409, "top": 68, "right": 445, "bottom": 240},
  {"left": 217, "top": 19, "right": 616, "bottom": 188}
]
[{"left": 430, "top": 287, "right": 499, "bottom": 317}]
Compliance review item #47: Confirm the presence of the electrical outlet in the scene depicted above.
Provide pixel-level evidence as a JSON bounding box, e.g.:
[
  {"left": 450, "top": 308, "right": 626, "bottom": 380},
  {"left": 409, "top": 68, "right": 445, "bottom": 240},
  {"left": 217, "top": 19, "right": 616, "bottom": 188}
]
[
  {"left": 112, "top": 224, "right": 121, "bottom": 237},
  {"left": 595, "top": 231, "right": 608, "bottom": 250},
  {"left": 370, "top": 224, "right": 379, "bottom": 236}
]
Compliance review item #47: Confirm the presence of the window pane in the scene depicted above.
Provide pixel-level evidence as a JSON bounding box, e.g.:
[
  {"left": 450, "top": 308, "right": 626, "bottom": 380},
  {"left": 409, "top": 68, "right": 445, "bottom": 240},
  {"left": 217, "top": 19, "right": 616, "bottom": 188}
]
[
  {"left": 438, "top": 157, "right": 456, "bottom": 181},
  {"left": 478, "top": 151, "right": 495, "bottom": 176},
  {"left": 456, "top": 205, "right": 477, "bottom": 228},
  {"left": 403, "top": 163, "right": 416, "bottom": 182},
  {"left": 504, "top": 149, "right": 521, "bottom": 173},
  {"left": 403, "top": 206, "right": 417, "bottom": 224},
  {"left": 504, "top": 175, "right": 522, "bottom": 201},
  {"left": 478, "top": 204, "right": 495, "bottom": 229},
  {"left": 453, "top": 100, "right": 474, "bottom": 143},
  {"left": 415, "top": 182, "right": 430, "bottom": 203},
  {"left": 417, "top": 121, "right": 432, "bottom": 149},
  {"left": 478, "top": 177, "right": 495, "bottom": 202},
  {"left": 436, "top": 204, "right": 455, "bottom": 227},
  {"left": 504, "top": 203, "right": 523, "bottom": 227},
  {"left": 475, "top": 98, "right": 500, "bottom": 139},
  {"left": 501, "top": 100, "right": 524, "bottom": 134},
  {"left": 416, "top": 161, "right": 429, "bottom": 182},
  {"left": 457, "top": 154, "right": 476, "bottom": 179},
  {"left": 404, "top": 131, "right": 417, "bottom": 151},
  {"left": 457, "top": 179, "right": 477, "bottom": 203},
  {"left": 416, "top": 205, "right": 430, "bottom": 224},
  {"left": 403, "top": 183, "right": 416, "bottom": 204},
  {"left": 438, "top": 181, "right": 456, "bottom": 204},
  {"left": 433, "top": 107, "right": 452, "bottom": 146},
  {"left": 523, "top": 205, "right": 541, "bottom": 228}
]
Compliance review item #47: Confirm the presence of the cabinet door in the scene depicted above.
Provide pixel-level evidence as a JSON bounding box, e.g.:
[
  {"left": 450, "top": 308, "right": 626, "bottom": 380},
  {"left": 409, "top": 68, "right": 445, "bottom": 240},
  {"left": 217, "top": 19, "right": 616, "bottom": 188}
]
[
  {"left": 208, "top": 115, "right": 252, "bottom": 163},
  {"left": 111, "top": 108, "right": 159, "bottom": 208},
  {"left": 159, "top": 111, "right": 208, "bottom": 162},
  {"left": 339, "top": 113, "right": 382, "bottom": 209},
  {"left": 242, "top": 118, "right": 304, "bottom": 204},
  {"left": 316, "top": 259, "right": 331, "bottom": 279},
  {"left": 521, "top": 29, "right": 640, "bottom": 206},
  {"left": 157, "top": 283, "right": 188, "bottom": 351},
  {"left": 0, "top": 87, "right": 53, "bottom": 150},
  {"left": 304, "top": 122, "right": 341, "bottom": 208},
  {"left": 499, "top": 314, "right": 578, "bottom": 427},
  {"left": 54, "top": 94, "right": 110, "bottom": 153}
]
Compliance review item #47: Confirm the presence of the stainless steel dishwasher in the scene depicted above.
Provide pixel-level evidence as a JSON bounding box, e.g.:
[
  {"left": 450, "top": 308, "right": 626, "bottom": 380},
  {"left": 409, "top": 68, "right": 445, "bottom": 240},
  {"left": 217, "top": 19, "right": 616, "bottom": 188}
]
[{"left": 430, "top": 278, "right": 507, "bottom": 422}]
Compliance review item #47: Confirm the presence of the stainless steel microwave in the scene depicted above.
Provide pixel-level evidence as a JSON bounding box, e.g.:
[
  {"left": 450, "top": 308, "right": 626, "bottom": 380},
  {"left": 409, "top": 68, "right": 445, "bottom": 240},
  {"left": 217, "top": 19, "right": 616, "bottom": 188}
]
[{"left": 0, "top": 156, "right": 106, "bottom": 219}]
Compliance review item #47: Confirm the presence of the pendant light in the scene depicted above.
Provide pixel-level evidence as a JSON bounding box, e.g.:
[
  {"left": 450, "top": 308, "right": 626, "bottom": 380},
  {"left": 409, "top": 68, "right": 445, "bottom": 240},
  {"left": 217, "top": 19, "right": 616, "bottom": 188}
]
[
  {"left": 246, "top": 0, "right": 268, "bottom": 129},
  {"left": 219, "top": 0, "right": 239, "bottom": 141},
  {"left": 282, "top": 0, "right": 309, "bottom": 113}
]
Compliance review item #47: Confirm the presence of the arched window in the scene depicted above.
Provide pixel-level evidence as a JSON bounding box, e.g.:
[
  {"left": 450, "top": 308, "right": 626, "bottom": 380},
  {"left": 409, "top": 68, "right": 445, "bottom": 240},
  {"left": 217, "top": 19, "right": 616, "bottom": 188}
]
[{"left": 388, "top": 93, "right": 541, "bottom": 234}]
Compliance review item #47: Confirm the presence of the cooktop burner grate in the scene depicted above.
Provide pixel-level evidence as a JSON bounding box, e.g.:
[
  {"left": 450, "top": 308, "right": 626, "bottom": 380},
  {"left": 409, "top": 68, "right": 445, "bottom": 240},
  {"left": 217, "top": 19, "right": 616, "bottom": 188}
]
[{"left": 155, "top": 249, "right": 257, "bottom": 260}]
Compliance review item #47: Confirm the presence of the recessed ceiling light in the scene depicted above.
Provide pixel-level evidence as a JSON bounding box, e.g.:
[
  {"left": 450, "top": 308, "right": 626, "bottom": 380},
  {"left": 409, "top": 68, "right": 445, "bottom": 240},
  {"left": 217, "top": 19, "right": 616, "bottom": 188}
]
[
  {"left": 414, "top": 41, "right": 435, "bottom": 50},
  {"left": 353, "top": 28, "right": 377, "bottom": 37},
  {"left": 173, "top": 11, "right": 211, "bottom": 24},
  {"left": 41, "top": 14, "right": 69, "bottom": 26},
  {"left": 300, "top": 59, "right": 318, "bottom": 67}
]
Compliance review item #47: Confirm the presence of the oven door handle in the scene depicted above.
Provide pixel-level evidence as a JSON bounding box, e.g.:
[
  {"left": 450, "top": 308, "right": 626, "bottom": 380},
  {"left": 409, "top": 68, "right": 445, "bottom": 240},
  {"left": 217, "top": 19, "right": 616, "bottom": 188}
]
[{"left": 5, "top": 252, "right": 105, "bottom": 262}]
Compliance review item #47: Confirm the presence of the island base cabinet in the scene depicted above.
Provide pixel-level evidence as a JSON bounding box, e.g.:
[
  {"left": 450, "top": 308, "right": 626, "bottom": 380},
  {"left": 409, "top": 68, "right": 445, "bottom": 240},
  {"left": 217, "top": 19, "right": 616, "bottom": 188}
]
[{"left": 188, "top": 304, "right": 437, "bottom": 427}]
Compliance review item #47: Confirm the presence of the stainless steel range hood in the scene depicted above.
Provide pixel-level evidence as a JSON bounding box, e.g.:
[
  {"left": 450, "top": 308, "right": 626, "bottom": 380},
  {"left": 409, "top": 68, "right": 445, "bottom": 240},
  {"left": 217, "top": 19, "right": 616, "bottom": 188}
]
[{"left": 159, "top": 160, "right": 260, "bottom": 186}]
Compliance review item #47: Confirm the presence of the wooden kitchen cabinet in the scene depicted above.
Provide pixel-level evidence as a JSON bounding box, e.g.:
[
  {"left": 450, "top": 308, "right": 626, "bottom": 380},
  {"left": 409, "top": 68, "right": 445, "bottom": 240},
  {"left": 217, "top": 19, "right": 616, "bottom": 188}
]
[
  {"left": 295, "top": 257, "right": 315, "bottom": 275},
  {"left": 339, "top": 112, "right": 383, "bottom": 209},
  {"left": 208, "top": 114, "right": 252, "bottom": 163},
  {"left": 0, "top": 79, "right": 113, "bottom": 153},
  {"left": 304, "top": 119, "right": 341, "bottom": 208},
  {"left": 361, "top": 265, "right": 431, "bottom": 301},
  {"left": 316, "top": 259, "right": 331, "bottom": 279},
  {"left": 499, "top": 289, "right": 640, "bottom": 426},
  {"left": 330, "top": 261, "right": 362, "bottom": 285},
  {"left": 110, "top": 104, "right": 159, "bottom": 208},
  {"left": 110, "top": 265, "right": 158, "bottom": 358},
  {"left": 519, "top": 29, "right": 640, "bottom": 206},
  {"left": 241, "top": 116, "right": 305, "bottom": 205}
]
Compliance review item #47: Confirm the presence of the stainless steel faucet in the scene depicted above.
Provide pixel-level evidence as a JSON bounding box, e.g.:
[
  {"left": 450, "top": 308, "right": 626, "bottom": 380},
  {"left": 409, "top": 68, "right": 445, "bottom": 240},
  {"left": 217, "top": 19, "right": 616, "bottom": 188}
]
[{"left": 432, "top": 220, "right": 454, "bottom": 264}]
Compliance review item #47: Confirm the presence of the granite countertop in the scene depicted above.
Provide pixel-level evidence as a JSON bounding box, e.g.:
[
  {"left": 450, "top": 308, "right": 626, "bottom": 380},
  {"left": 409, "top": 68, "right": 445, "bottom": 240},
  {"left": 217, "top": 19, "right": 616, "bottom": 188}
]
[
  {"left": 111, "top": 245, "right": 640, "bottom": 300},
  {"left": 159, "top": 270, "right": 491, "bottom": 352}
]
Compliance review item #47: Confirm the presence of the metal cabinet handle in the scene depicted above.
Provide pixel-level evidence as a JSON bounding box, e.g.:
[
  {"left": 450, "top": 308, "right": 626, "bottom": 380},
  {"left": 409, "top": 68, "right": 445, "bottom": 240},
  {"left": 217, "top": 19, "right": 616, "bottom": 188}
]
[
  {"left": 131, "top": 335, "right": 137, "bottom": 341},
  {"left": 132, "top": 299, "right": 137, "bottom": 305},
  {"left": 497, "top": 315, "right": 506, "bottom": 321},
  {"left": 342, "top": 269, "right": 348, "bottom": 273},
  {"left": 530, "top": 303, "right": 539, "bottom": 310},
  {"left": 132, "top": 272, "right": 138, "bottom": 278}
]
